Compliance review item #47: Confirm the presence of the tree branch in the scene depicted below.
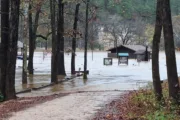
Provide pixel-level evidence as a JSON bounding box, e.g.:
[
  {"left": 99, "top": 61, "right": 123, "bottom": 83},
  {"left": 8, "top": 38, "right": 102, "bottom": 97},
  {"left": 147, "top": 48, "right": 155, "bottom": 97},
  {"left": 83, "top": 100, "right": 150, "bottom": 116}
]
[{"left": 36, "top": 34, "right": 47, "bottom": 40}]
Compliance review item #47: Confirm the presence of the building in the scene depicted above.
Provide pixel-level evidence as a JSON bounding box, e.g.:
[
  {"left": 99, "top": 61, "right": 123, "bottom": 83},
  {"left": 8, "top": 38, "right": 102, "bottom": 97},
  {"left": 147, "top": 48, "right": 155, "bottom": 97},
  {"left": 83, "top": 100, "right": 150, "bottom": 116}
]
[
  {"left": 107, "top": 45, "right": 151, "bottom": 59},
  {"left": 18, "top": 41, "right": 23, "bottom": 55}
]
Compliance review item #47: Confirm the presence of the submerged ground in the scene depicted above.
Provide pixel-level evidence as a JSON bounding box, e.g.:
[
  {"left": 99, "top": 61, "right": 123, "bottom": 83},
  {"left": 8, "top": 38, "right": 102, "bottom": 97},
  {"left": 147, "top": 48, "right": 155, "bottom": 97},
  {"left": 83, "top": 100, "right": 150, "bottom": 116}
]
[
  {"left": 16, "top": 51, "right": 180, "bottom": 93},
  {"left": 6, "top": 51, "right": 180, "bottom": 119}
]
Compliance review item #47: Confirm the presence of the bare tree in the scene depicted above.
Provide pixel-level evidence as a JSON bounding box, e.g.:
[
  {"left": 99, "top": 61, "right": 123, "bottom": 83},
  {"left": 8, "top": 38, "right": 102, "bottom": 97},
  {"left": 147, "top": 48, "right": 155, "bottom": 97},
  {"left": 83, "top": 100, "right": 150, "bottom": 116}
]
[
  {"left": 0, "top": 0, "right": 9, "bottom": 98},
  {"left": 5, "top": 0, "right": 20, "bottom": 100},
  {"left": 83, "top": 0, "right": 89, "bottom": 79},
  {"left": 172, "top": 16, "right": 180, "bottom": 48},
  {"left": 71, "top": 3, "right": 80, "bottom": 74},
  {"left": 22, "top": 2, "right": 29, "bottom": 84},
  {"left": 105, "top": 19, "right": 137, "bottom": 46},
  {"left": 152, "top": 0, "right": 163, "bottom": 101},
  {"left": 0, "top": 0, "right": 20, "bottom": 100},
  {"left": 28, "top": 1, "right": 42, "bottom": 75},
  {"left": 162, "top": 0, "right": 180, "bottom": 102},
  {"left": 50, "top": 0, "right": 58, "bottom": 83},
  {"left": 57, "top": 0, "right": 66, "bottom": 76}
]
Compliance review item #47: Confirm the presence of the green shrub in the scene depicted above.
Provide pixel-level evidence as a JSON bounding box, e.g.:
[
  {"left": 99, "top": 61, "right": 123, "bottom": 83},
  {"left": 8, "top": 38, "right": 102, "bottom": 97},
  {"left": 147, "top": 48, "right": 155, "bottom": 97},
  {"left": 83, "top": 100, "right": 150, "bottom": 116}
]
[{"left": 126, "top": 82, "right": 180, "bottom": 120}]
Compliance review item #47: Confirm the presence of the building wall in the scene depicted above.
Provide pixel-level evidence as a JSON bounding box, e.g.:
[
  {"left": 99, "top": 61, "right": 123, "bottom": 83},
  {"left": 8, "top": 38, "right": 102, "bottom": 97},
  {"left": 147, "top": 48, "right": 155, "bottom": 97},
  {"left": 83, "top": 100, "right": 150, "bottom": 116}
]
[
  {"left": 136, "top": 53, "right": 151, "bottom": 61},
  {"left": 109, "top": 47, "right": 136, "bottom": 59}
]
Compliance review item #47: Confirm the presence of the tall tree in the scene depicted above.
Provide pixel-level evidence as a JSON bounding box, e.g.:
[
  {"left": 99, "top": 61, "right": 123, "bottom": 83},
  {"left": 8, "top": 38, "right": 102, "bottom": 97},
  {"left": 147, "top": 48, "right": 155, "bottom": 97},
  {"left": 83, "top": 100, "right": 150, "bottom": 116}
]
[
  {"left": 57, "top": 0, "right": 66, "bottom": 76},
  {"left": 50, "top": 0, "right": 58, "bottom": 83},
  {"left": 152, "top": 0, "right": 163, "bottom": 101},
  {"left": 83, "top": 0, "right": 89, "bottom": 79},
  {"left": 0, "top": 0, "right": 20, "bottom": 100},
  {"left": 28, "top": 2, "right": 33, "bottom": 75},
  {"left": 5, "top": 0, "right": 20, "bottom": 100},
  {"left": 162, "top": 0, "right": 180, "bottom": 102},
  {"left": 71, "top": 3, "right": 80, "bottom": 74},
  {"left": 104, "top": 0, "right": 109, "bottom": 10},
  {"left": 22, "top": 2, "right": 29, "bottom": 84},
  {"left": 28, "top": 1, "right": 42, "bottom": 75},
  {"left": 0, "top": 0, "right": 10, "bottom": 98}
]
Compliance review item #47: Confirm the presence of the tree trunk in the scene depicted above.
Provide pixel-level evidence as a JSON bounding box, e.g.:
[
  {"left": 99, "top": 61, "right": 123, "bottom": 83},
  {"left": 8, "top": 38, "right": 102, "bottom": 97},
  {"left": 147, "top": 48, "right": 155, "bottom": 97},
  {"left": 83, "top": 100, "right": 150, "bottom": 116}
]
[
  {"left": 71, "top": 3, "right": 80, "bottom": 74},
  {"left": 50, "top": 0, "right": 58, "bottom": 83},
  {"left": 113, "top": 29, "right": 118, "bottom": 57},
  {"left": 144, "top": 46, "right": 148, "bottom": 61},
  {"left": 45, "top": 41, "right": 48, "bottom": 50},
  {"left": 104, "top": 0, "right": 109, "bottom": 10},
  {"left": 28, "top": 3, "right": 34, "bottom": 75},
  {"left": 22, "top": 23, "right": 28, "bottom": 84},
  {"left": 57, "top": 0, "right": 66, "bottom": 76},
  {"left": 5, "top": 0, "right": 20, "bottom": 100},
  {"left": 22, "top": 3, "right": 29, "bottom": 84},
  {"left": 28, "top": 2, "right": 41, "bottom": 75},
  {"left": 0, "top": 0, "right": 9, "bottom": 98},
  {"left": 162, "top": 0, "right": 180, "bottom": 102},
  {"left": 83, "top": 0, "right": 89, "bottom": 79},
  {"left": 152, "top": 0, "right": 163, "bottom": 101},
  {"left": 115, "top": 38, "right": 118, "bottom": 57}
]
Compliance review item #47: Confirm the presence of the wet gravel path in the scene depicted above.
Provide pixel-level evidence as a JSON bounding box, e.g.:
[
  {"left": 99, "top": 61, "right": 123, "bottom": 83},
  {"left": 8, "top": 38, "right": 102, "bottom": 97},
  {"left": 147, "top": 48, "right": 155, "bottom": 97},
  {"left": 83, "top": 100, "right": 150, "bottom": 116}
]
[{"left": 5, "top": 91, "right": 122, "bottom": 120}]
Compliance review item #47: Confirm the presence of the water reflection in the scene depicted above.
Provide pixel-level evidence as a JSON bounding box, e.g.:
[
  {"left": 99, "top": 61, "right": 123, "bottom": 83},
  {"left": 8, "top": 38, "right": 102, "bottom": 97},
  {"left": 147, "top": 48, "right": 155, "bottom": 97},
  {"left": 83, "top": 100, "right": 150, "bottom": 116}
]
[
  {"left": 83, "top": 79, "right": 87, "bottom": 85},
  {"left": 51, "top": 84, "right": 65, "bottom": 92},
  {"left": 22, "top": 84, "right": 28, "bottom": 89},
  {"left": 29, "top": 75, "right": 34, "bottom": 84},
  {"left": 16, "top": 73, "right": 145, "bottom": 93},
  {"left": 70, "top": 80, "right": 75, "bottom": 87},
  {"left": 16, "top": 52, "right": 169, "bottom": 94},
  {"left": 57, "top": 75, "right": 65, "bottom": 81},
  {"left": 16, "top": 74, "right": 51, "bottom": 92}
]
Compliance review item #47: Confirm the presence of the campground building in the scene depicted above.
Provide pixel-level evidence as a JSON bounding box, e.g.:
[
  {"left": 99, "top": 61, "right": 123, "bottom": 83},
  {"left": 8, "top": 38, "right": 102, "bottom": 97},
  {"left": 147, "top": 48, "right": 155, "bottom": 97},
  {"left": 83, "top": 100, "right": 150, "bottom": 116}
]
[{"left": 107, "top": 45, "right": 151, "bottom": 60}]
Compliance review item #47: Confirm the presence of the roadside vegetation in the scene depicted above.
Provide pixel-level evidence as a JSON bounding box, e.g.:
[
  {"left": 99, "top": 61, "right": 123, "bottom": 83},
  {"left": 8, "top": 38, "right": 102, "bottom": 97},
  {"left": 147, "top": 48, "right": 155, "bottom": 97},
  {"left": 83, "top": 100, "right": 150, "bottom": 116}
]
[
  {"left": 94, "top": 81, "right": 180, "bottom": 120},
  {"left": 125, "top": 83, "right": 180, "bottom": 120}
]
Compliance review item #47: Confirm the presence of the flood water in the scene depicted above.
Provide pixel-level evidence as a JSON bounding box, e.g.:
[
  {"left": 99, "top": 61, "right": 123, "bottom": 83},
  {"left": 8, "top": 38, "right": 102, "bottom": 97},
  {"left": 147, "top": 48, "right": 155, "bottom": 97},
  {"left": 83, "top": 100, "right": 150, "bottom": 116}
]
[{"left": 15, "top": 52, "right": 180, "bottom": 94}]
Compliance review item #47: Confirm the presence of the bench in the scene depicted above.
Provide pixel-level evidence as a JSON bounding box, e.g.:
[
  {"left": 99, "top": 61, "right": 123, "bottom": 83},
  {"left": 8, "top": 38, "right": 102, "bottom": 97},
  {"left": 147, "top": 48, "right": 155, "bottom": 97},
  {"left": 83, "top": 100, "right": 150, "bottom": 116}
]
[{"left": 74, "top": 70, "right": 89, "bottom": 75}]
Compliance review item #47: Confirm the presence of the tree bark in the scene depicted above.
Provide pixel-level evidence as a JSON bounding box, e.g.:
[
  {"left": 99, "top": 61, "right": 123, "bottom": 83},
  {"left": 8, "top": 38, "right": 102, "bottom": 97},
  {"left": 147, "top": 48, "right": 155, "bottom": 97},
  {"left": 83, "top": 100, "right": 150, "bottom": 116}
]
[
  {"left": 104, "top": 0, "right": 109, "bottom": 10},
  {"left": 162, "top": 0, "right": 180, "bottom": 101},
  {"left": 22, "top": 2, "right": 29, "bottom": 84},
  {"left": 71, "top": 3, "right": 80, "bottom": 74},
  {"left": 83, "top": 0, "right": 89, "bottom": 79},
  {"left": 28, "top": 2, "right": 41, "bottom": 75},
  {"left": 50, "top": 0, "right": 58, "bottom": 83},
  {"left": 28, "top": 3, "right": 34, "bottom": 75},
  {"left": 0, "top": 0, "right": 9, "bottom": 98},
  {"left": 152, "top": 0, "right": 163, "bottom": 101},
  {"left": 5, "top": 0, "right": 20, "bottom": 100},
  {"left": 57, "top": 0, "right": 66, "bottom": 76},
  {"left": 144, "top": 46, "right": 148, "bottom": 61},
  {"left": 45, "top": 41, "right": 48, "bottom": 50}
]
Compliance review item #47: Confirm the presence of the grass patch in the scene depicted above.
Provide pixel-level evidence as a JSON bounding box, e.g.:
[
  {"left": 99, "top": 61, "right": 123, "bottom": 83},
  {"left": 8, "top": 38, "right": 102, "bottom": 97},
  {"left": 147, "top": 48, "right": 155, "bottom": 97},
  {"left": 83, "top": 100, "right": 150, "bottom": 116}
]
[{"left": 124, "top": 82, "right": 180, "bottom": 120}]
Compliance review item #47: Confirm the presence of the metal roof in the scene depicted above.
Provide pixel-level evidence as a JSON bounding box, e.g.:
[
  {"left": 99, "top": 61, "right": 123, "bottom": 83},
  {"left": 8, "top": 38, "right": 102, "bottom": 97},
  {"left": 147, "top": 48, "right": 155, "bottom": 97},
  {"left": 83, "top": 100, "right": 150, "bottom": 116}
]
[
  {"left": 107, "top": 45, "right": 152, "bottom": 52},
  {"left": 134, "top": 50, "right": 146, "bottom": 55}
]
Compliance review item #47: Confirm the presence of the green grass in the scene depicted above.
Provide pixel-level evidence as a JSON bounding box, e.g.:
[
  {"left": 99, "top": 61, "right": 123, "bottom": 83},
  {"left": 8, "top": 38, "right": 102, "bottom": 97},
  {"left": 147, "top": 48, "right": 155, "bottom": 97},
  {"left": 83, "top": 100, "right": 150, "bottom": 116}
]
[{"left": 126, "top": 82, "right": 180, "bottom": 120}]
